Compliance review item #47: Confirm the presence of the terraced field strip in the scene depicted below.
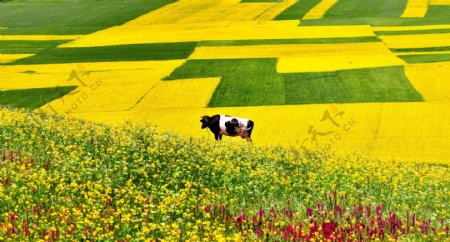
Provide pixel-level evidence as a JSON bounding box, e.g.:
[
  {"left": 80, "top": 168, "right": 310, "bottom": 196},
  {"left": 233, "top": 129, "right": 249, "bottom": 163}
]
[
  {"left": 41, "top": 83, "right": 154, "bottom": 113},
  {"left": 372, "top": 24, "right": 450, "bottom": 31},
  {"left": 70, "top": 102, "right": 450, "bottom": 164},
  {"left": 396, "top": 50, "right": 450, "bottom": 55},
  {"left": 375, "top": 28, "right": 450, "bottom": 35},
  {"left": 379, "top": 33, "right": 450, "bottom": 48},
  {"left": 0, "top": 35, "right": 80, "bottom": 41},
  {"left": 60, "top": 22, "right": 375, "bottom": 47},
  {"left": 133, "top": 78, "right": 220, "bottom": 109},
  {"left": 274, "top": 0, "right": 321, "bottom": 20},
  {"left": 300, "top": 0, "right": 417, "bottom": 26},
  {"left": 166, "top": 59, "right": 421, "bottom": 106},
  {"left": 189, "top": 43, "right": 404, "bottom": 73},
  {"left": 164, "top": 58, "right": 285, "bottom": 106},
  {"left": 18, "top": 60, "right": 185, "bottom": 113},
  {"left": 190, "top": 42, "right": 390, "bottom": 59},
  {"left": 0, "top": 40, "right": 69, "bottom": 54},
  {"left": 300, "top": 0, "right": 450, "bottom": 26},
  {"left": 0, "top": 86, "right": 77, "bottom": 109},
  {"left": 250, "top": 0, "right": 297, "bottom": 20},
  {"left": 429, "top": 0, "right": 450, "bottom": 4},
  {"left": 199, "top": 36, "right": 381, "bottom": 46},
  {"left": 0, "top": 60, "right": 184, "bottom": 89},
  {"left": 8, "top": 42, "right": 197, "bottom": 65},
  {"left": 399, "top": 53, "right": 450, "bottom": 63},
  {"left": 276, "top": 47, "right": 405, "bottom": 72},
  {"left": 122, "top": 0, "right": 294, "bottom": 24},
  {"left": 303, "top": 0, "right": 338, "bottom": 20},
  {"left": 402, "top": 0, "right": 429, "bottom": 18},
  {"left": 405, "top": 61, "right": 450, "bottom": 101},
  {"left": 0, "top": 54, "right": 34, "bottom": 64}
]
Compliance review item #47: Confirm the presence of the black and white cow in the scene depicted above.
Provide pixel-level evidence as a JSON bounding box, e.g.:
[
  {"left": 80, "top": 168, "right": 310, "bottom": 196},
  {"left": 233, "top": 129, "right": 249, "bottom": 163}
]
[{"left": 200, "top": 114, "right": 254, "bottom": 142}]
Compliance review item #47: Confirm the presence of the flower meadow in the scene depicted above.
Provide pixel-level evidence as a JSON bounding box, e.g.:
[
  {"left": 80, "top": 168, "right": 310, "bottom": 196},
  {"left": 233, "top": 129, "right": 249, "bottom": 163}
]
[{"left": 0, "top": 108, "right": 449, "bottom": 241}]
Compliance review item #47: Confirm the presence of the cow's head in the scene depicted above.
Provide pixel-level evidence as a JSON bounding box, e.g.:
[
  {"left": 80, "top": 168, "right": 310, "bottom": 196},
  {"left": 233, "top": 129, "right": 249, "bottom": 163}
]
[{"left": 200, "top": 115, "right": 210, "bottom": 129}]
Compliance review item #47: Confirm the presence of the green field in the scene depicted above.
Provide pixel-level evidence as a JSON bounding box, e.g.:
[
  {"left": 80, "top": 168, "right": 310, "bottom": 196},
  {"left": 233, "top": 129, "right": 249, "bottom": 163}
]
[
  {"left": 0, "top": 0, "right": 175, "bottom": 35},
  {"left": 7, "top": 42, "right": 197, "bottom": 65},
  {"left": 274, "top": 0, "right": 321, "bottom": 20},
  {"left": 1, "top": 0, "right": 450, "bottom": 240},
  {"left": 0, "top": 40, "right": 69, "bottom": 54},
  {"left": 165, "top": 59, "right": 423, "bottom": 106},
  {"left": 299, "top": 1, "right": 450, "bottom": 26},
  {"left": 0, "top": 86, "right": 77, "bottom": 109},
  {"left": 399, "top": 53, "right": 450, "bottom": 63}
]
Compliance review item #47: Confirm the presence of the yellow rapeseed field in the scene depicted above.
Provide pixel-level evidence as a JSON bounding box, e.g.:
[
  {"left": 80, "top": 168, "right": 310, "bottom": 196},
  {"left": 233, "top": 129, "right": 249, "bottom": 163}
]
[
  {"left": 41, "top": 83, "right": 153, "bottom": 113},
  {"left": 372, "top": 24, "right": 450, "bottom": 31},
  {"left": 189, "top": 42, "right": 405, "bottom": 72},
  {"left": 60, "top": 22, "right": 375, "bottom": 47},
  {"left": 0, "top": 60, "right": 184, "bottom": 89},
  {"left": 0, "top": 54, "right": 34, "bottom": 64},
  {"left": 396, "top": 50, "right": 450, "bottom": 55},
  {"left": 190, "top": 42, "right": 392, "bottom": 59},
  {"left": 405, "top": 61, "right": 450, "bottom": 101},
  {"left": 277, "top": 55, "right": 404, "bottom": 72},
  {"left": 71, "top": 101, "right": 450, "bottom": 164},
  {"left": 3, "top": 0, "right": 450, "bottom": 167},
  {"left": 3, "top": 1, "right": 450, "bottom": 240},
  {"left": 401, "top": 0, "right": 429, "bottom": 18},
  {"left": 380, "top": 33, "right": 450, "bottom": 48},
  {"left": 303, "top": 0, "right": 338, "bottom": 20},
  {"left": 133, "top": 78, "right": 220, "bottom": 109},
  {"left": 123, "top": 0, "right": 293, "bottom": 24}
]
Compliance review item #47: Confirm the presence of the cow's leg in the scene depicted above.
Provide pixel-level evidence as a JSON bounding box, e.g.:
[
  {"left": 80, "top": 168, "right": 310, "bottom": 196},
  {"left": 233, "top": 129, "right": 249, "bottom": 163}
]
[
  {"left": 214, "top": 133, "right": 220, "bottom": 141},
  {"left": 219, "top": 134, "right": 223, "bottom": 140},
  {"left": 246, "top": 120, "right": 254, "bottom": 142}
]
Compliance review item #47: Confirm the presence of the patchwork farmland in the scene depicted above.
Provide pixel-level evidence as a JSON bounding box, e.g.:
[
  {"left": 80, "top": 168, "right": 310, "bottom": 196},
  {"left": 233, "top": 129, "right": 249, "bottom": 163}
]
[
  {"left": 2, "top": 0, "right": 449, "bottom": 163},
  {"left": 1, "top": 0, "right": 450, "bottom": 240}
]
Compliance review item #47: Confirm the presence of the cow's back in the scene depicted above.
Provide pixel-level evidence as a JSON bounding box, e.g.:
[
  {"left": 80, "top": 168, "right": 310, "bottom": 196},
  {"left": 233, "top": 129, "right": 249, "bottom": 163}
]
[{"left": 219, "top": 115, "right": 250, "bottom": 135}]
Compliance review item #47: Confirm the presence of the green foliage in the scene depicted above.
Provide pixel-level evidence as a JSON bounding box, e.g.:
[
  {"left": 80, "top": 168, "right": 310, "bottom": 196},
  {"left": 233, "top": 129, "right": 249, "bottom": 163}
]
[
  {"left": 375, "top": 28, "right": 450, "bottom": 36},
  {"left": 284, "top": 66, "right": 423, "bottom": 104},
  {"left": 0, "top": 40, "right": 68, "bottom": 54},
  {"left": 210, "top": 73, "right": 285, "bottom": 107},
  {"left": 164, "top": 58, "right": 276, "bottom": 80},
  {"left": 164, "top": 58, "right": 283, "bottom": 106},
  {"left": 7, "top": 42, "right": 197, "bottom": 65},
  {"left": 399, "top": 53, "right": 450, "bottom": 64},
  {"left": 0, "top": 0, "right": 175, "bottom": 34},
  {"left": 323, "top": 0, "right": 408, "bottom": 19},
  {"left": 426, "top": 5, "right": 450, "bottom": 18},
  {"left": 0, "top": 86, "right": 77, "bottom": 109},
  {"left": 299, "top": 0, "right": 450, "bottom": 26},
  {"left": 391, "top": 46, "right": 450, "bottom": 52},
  {"left": 166, "top": 59, "right": 423, "bottom": 106}
]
